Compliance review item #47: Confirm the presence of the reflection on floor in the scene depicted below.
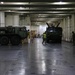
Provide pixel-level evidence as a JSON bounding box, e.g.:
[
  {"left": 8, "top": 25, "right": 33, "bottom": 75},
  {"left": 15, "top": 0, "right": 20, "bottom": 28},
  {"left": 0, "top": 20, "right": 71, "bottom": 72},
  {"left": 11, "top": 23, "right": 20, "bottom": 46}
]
[{"left": 0, "top": 38, "right": 75, "bottom": 75}]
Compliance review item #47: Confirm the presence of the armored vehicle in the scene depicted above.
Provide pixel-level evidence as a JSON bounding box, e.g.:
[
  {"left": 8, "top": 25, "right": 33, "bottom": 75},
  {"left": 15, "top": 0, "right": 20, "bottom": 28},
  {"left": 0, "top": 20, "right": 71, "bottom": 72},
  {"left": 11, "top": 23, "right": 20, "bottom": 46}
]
[
  {"left": 0, "top": 26, "right": 28, "bottom": 45},
  {"left": 46, "top": 23, "right": 62, "bottom": 43}
]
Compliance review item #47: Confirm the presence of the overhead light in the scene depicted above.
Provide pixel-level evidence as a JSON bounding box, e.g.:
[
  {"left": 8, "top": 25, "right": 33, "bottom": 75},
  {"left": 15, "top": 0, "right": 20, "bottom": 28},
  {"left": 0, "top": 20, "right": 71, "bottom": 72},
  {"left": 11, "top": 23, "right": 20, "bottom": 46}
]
[
  {"left": 8, "top": 10, "right": 11, "bottom": 12},
  {"left": 0, "top": 2, "right": 4, "bottom": 4},
  {"left": 53, "top": 2, "right": 68, "bottom": 5},
  {"left": 20, "top": 7, "right": 24, "bottom": 9},
  {"left": 14, "top": 2, "right": 29, "bottom": 5}
]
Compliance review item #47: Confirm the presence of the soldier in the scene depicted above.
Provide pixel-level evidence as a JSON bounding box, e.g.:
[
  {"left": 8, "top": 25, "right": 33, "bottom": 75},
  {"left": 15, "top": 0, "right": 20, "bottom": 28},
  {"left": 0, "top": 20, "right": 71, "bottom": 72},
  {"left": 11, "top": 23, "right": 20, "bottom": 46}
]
[{"left": 42, "top": 31, "right": 46, "bottom": 44}]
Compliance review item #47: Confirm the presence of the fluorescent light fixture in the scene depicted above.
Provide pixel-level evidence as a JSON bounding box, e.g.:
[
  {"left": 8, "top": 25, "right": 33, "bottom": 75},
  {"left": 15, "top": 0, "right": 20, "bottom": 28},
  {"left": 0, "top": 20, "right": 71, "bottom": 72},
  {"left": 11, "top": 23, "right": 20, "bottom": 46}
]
[
  {"left": 7, "top": 2, "right": 29, "bottom": 5},
  {"left": 56, "top": 8, "right": 70, "bottom": 10},
  {"left": 53, "top": 2, "right": 68, "bottom": 5},
  {"left": 20, "top": 7, "right": 24, "bottom": 9},
  {"left": 16, "top": 2, "right": 28, "bottom": 4},
  {"left": 0, "top": 2, "right": 4, "bottom": 4}
]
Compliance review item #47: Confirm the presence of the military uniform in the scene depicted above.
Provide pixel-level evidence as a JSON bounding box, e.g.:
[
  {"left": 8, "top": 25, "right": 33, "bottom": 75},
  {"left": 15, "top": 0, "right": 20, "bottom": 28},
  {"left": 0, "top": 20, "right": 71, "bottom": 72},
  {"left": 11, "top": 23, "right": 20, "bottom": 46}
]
[{"left": 42, "top": 33, "right": 46, "bottom": 44}]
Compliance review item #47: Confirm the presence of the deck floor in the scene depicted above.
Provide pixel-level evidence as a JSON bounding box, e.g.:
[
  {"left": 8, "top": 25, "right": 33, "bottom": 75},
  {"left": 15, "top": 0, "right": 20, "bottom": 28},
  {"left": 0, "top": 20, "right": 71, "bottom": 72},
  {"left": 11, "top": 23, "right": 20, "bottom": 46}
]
[{"left": 0, "top": 38, "right": 75, "bottom": 75}]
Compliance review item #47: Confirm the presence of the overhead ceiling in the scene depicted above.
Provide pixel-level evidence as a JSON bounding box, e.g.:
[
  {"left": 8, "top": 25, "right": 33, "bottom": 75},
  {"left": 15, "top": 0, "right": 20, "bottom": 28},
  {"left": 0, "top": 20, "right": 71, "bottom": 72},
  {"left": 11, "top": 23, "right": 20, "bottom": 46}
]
[{"left": 0, "top": 0, "right": 75, "bottom": 25}]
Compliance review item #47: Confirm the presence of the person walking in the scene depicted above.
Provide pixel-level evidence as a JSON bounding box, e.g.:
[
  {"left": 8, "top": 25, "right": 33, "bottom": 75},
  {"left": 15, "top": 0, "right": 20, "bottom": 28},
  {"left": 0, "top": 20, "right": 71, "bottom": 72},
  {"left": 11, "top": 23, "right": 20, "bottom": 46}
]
[{"left": 42, "top": 31, "right": 46, "bottom": 44}]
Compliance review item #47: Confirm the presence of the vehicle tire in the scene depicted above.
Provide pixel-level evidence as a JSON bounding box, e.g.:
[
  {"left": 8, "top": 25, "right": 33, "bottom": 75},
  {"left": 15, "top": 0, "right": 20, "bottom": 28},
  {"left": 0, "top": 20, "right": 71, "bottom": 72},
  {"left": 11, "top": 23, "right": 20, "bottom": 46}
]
[
  {"left": 0, "top": 36, "right": 9, "bottom": 45},
  {"left": 10, "top": 36, "right": 21, "bottom": 45}
]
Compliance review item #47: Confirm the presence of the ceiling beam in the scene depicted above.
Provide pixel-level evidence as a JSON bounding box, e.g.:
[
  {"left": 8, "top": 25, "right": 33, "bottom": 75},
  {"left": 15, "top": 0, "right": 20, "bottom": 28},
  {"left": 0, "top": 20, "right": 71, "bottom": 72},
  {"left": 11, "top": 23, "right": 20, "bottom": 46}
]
[
  {"left": 4, "top": 11, "right": 74, "bottom": 14},
  {"left": 0, "top": 7, "right": 75, "bottom": 11},
  {"left": 0, "top": 0, "right": 75, "bottom": 2},
  {"left": 0, "top": 2, "right": 75, "bottom": 5}
]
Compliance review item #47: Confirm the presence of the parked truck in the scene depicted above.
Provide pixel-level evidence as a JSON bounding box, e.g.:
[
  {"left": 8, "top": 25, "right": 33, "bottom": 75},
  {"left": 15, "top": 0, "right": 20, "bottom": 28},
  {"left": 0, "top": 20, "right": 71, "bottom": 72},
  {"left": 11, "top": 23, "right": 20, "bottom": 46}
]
[
  {"left": 46, "top": 23, "right": 62, "bottom": 43},
  {"left": 0, "top": 26, "right": 28, "bottom": 45}
]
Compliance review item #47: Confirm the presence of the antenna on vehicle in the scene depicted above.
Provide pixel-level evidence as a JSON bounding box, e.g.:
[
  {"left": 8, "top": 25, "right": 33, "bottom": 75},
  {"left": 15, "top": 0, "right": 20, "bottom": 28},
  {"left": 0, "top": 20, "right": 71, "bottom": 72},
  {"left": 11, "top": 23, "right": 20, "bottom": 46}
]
[{"left": 56, "top": 23, "right": 60, "bottom": 27}]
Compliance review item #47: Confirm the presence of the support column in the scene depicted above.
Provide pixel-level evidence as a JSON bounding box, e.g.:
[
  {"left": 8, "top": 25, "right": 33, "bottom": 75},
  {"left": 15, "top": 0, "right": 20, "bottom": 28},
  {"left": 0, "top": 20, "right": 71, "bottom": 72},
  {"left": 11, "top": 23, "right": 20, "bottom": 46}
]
[
  {"left": 20, "top": 15, "right": 31, "bottom": 42},
  {"left": 0, "top": 12, "right": 5, "bottom": 27},
  {"left": 26, "top": 15, "right": 31, "bottom": 42},
  {"left": 13, "top": 15, "right": 19, "bottom": 26},
  {"left": 25, "top": 15, "right": 31, "bottom": 26},
  {"left": 70, "top": 14, "right": 75, "bottom": 42},
  {"left": 63, "top": 18, "right": 66, "bottom": 41},
  {"left": 60, "top": 20, "right": 64, "bottom": 40},
  {"left": 67, "top": 16, "right": 71, "bottom": 41},
  {"left": 71, "top": 14, "right": 75, "bottom": 32}
]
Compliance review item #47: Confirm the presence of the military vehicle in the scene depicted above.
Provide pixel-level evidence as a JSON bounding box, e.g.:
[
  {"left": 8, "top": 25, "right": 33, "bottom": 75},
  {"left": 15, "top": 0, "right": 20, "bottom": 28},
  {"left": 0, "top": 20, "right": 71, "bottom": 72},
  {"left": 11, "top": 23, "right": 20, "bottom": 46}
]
[
  {"left": 46, "top": 23, "right": 62, "bottom": 43},
  {"left": 0, "top": 26, "right": 28, "bottom": 45}
]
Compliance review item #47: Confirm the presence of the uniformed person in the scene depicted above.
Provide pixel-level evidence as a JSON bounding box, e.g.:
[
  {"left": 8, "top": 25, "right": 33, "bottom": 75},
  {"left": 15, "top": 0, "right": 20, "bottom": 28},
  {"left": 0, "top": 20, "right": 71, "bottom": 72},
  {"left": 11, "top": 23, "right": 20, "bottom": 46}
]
[{"left": 42, "top": 31, "right": 46, "bottom": 44}]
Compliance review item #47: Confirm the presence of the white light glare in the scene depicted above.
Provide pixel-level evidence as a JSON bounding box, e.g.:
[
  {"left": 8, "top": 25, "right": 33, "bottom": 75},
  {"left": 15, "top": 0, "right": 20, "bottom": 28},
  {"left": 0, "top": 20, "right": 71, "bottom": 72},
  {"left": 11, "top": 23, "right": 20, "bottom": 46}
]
[
  {"left": 14, "top": 2, "right": 29, "bottom": 5},
  {"left": 20, "top": 7, "right": 24, "bottom": 9},
  {"left": 1, "top": 2, "right": 4, "bottom": 4},
  {"left": 59, "top": 1, "right": 62, "bottom": 3},
  {"left": 53, "top": 2, "right": 68, "bottom": 5}
]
